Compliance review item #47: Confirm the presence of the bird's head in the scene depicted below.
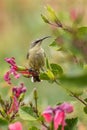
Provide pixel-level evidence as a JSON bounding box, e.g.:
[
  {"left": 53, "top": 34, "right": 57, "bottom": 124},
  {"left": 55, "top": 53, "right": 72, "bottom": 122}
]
[{"left": 30, "top": 36, "right": 51, "bottom": 48}]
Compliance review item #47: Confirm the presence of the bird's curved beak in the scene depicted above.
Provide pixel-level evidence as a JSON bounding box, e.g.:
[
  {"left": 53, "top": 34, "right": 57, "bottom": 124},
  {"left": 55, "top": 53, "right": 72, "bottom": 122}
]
[
  {"left": 30, "top": 36, "right": 51, "bottom": 48},
  {"left": 34, "top": 36, "right": 51, "bottom": 44}
]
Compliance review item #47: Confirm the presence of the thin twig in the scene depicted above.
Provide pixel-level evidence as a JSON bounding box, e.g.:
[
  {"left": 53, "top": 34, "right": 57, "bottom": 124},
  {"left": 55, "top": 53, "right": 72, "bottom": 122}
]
[
  {"left": 70, "top": 91, "right": 87, "bottom": 106},
  {"left": 41, "top": 121, "right": 50, "bottom": 130},
  {"left": 55, "top": 80, "right": 87, "bottom": 106}
]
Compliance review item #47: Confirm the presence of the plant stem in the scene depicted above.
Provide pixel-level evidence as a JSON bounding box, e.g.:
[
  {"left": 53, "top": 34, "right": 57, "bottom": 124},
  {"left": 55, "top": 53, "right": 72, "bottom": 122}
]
[
  {"left": 50, "top": 120, "right": 54, "bottom": 130},
  {"left": 41, "top": 121, "right": 50, "bottom": 130},
  {"left": 33, "top": 88, "right": 39, "bottom": 117},
  {"left": 55, "top": 80, "right": 87, "bottom": 106},
  {"left": 70, "top": 91, "right": 87, "bottom": 106}
]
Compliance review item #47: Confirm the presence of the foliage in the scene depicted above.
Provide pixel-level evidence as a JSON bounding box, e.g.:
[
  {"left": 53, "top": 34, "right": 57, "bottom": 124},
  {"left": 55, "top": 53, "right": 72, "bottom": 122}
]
[
  {"left": 64, "top": 118, "right": 78, "bottom": 130},
  {"left": 1, "top": 4, "right": 87, "bottom": 130}
]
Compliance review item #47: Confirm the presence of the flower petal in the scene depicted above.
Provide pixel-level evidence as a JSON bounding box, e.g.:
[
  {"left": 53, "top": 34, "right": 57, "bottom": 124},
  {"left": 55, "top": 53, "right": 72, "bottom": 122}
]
[
  {"left": 5, "top": 57, "right": 16, "bottom": 66},
  {"left": 4, "top": 71, "right": 11, "bottom": 84},
  {"left": 42, "top": 106, "right": 53, "bottom": 123},
  {"left": 54, "top": 111, "right": 65, "bottom": 130},
  {"left": 59, "top": 103, "right": 73, "bottom": 113},
  {"left": 8, "top": 122, "right": 22, "bottom": 130}
]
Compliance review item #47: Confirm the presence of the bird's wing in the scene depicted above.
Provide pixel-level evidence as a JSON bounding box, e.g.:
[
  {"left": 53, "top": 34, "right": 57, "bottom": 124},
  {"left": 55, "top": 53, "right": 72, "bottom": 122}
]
[{"left": 26, "top": 52, "right": 29, "bottom": 59}]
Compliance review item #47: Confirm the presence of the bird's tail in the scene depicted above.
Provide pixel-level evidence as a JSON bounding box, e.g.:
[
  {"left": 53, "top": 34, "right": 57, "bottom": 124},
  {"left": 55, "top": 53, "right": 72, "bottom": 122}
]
[{"left": 32, "top": 75, "right": 41, "bottom": 82}]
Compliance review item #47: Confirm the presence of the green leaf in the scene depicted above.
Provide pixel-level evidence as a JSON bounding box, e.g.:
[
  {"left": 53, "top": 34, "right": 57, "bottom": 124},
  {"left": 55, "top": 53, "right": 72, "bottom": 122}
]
[
  {"left": 84, "top": 98, "right": 87, "bottom": 102},
  {"left": 59, "top": 74, "right": 87, "bottom": 87},
  {"left": 46, "top": 5, "right": 57, "bottom": 20},
  {"left": 46, "top": 58, "right": 50, "bottom": 69},
  {"left": 0, "top": 95, "right": 5, "bottom": 106},
  {"left": 84, "top": 106, "right": 87, "bottom": 114},
  {"left": 83, "top": 64, "right": 87, "bottom": 71},
  {"left": 19, "top": 106, "right": 37, "bottom": 121},
  {"left": 29, "top": 126, "right": 40, "bottom": 130},
  {"left": 46, "top": 5, "right": 56, "bottom": 16},
  {"left": 58, "top": 126, "right": 62, "bottom": 130},
  {"left": 49, "top": 41, "right": 57, "bottom": 47},
  {"left": 22, "top": 106, "right": 37, "bottom": 117},
  {"left": 46, "top": 5, "right": 62, "bottom": 27},
  {"left": 41, "top": 14, "right": 49, "bottom": 24},
  {"left": 40, "top": 73, "right": 50, "bottom": 80},
  {"left": 38, "top": 115, "right": 44, "bottom": 122},
  {"left": 49, "top": 41, "right": 62, "bottom": 51},
  {"left": 17, "top": 65, "right": 27, "bottom": 71},
  {"left": 0, "top": 117, "right": 8, "bottom": 126},
  {"left": 50, "top": 63, "right": 63, "bottom": 76},
  {"left": 64, "top": 118, "right": 78, "bottom": 130},
  {"left": 77, "top": 27, "right": 87, "bottom": 40},
  {"left": 46, "top": 69, "right": 55, "bottom": 80},
  {"left": 40, "top": 69, "right": 56, "bottom": 82},
  {"left": 54, "top": 64, "right": 87, "bottom": 93}
]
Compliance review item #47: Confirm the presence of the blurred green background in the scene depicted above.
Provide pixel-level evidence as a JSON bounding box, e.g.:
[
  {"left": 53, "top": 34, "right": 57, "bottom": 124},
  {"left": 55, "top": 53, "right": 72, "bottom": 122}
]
[{"left": 0, "top": 0, "right": 87, "bottom": 129}]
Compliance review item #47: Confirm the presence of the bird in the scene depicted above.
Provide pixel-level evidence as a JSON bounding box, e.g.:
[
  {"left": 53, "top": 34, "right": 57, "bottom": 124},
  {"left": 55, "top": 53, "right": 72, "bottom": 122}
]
[{"left": 26, "top": 36, "right": 50, "bottom": 82}]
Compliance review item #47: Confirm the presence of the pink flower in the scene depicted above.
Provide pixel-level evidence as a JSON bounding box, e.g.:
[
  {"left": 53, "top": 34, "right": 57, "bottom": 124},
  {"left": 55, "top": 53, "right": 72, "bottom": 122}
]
[
  {"left": 5, "top": 57, "right": 16, "bottom": 66},
  {"left": 8, "top": 122, "right": 22, "bottom": 130},
  {"left": 70, "top": 9, "right": 78, "bottom": 21},
  {"left": 42, "top": 103, "right": 73, "bottom": 130},
  {"left": 4, "top": 57, "right": 20, "bottom": 84},
  {"left": 70, "top": 9, "right": 83, "bottom": 21},
  {"left": 4, "top": 71, "right": 11, "bottom": 84},
  {"left": 42, "top": 106, "right": 53, "bottom": 123},
  {"left": 12, "top": 83, "right": 27, "bottom": 98},
  {"left": 7, "top": 83, "right": 26, "bottom": 114},
  {"left": 4, "top": 57, "right": 41, "bottom": 83},
  {"left": 55, "top": 102, "right": 73, "bottom": 113},
  {"left": 7, "top": 96, "right": 19, "bottom": 114},
  {"left": 54, "top": 110, "right": 65, "bottom": 130}
]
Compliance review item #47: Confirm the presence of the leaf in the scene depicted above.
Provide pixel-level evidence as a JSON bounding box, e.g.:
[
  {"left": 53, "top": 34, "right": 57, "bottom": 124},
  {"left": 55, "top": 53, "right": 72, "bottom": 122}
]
[
  {"left": 46, "top": 58, "right": 50, "bottom": 69},
  {"left": 83, "top": 64, "right": 87, "bottom": 71},
  {"left": 22, "top": 106, "right": 37, "bottom": 117},
  {"left": 40, "top": 73, "right": 50, "bottom": 80},
  {"left": 41, "top": 14, "right": 49, "bottom": 24},
  {"left": 0, "top": 117, "right": 8, "bottom": 126},
  {"left": 40, "top": 69, "right": 56, "bottom": 81},
  {"left": 56, "top": 66, "right": 87, "bottom": 93},
  {"left": 38, "top": 115, "right": 44, "bottom": 122},
  {"left": 17, "top": 66, "right": 27, "bottom": 71},
  {"left": 46, "top": 6, "right": 57, "bottom": 20},
  {"left": 64, "top": 118, "right": 78, "bottom": 130},
  {"left": 19, "top": 106, "right": 37, "bottom": 121},
  {"left": 58, "top": 126, "right": 62, "bottom": 130},
  {"left": 77, "top": 27, "right": 87, "bottom": 40},
  {"left": 50, "top": 41, "right": 57, "bottom": 47},
  {"left": 50, "top": 63, "right": 63, "bottom": 76},
  {"left": 46, "top": 5, "right": 62, "bottom": 27},
  {"left": 46, "top": 5, "right": 56, "bottom": 16},
  {"left": 0, "top": 95, "right": 5, "bottom": 106},
  {"left": 46, "top": 69, "right": 55, "bottom": 80},
  {"left": 84, "top": 98, "right": 87, "bottom": 102},
  {"left": 73, "top": 27, "right": 87, "bottom": 57},
  {"left": 49, "top": 41, "right": 62, "bottom": 51},
  {"left": 29, "top": 126, "right": 40, "bottom": 130},
  {"left": 83, "top": 106, "right": 87, "bottom": 114},
  {"left": 59, "top": 72, "right": 87, "bottom": 88}
]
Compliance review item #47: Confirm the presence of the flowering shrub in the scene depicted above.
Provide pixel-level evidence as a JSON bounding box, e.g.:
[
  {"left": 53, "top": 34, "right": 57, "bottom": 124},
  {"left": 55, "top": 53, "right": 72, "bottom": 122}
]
[{"left": 1, "top": 5, "right": 87, "bottom": 130}]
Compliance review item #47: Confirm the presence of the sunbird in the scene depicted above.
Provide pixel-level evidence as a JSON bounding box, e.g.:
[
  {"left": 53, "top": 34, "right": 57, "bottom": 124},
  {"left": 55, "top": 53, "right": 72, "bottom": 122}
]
[{"left": 26, "top": 36, "right": 50, "bottom": 82}]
